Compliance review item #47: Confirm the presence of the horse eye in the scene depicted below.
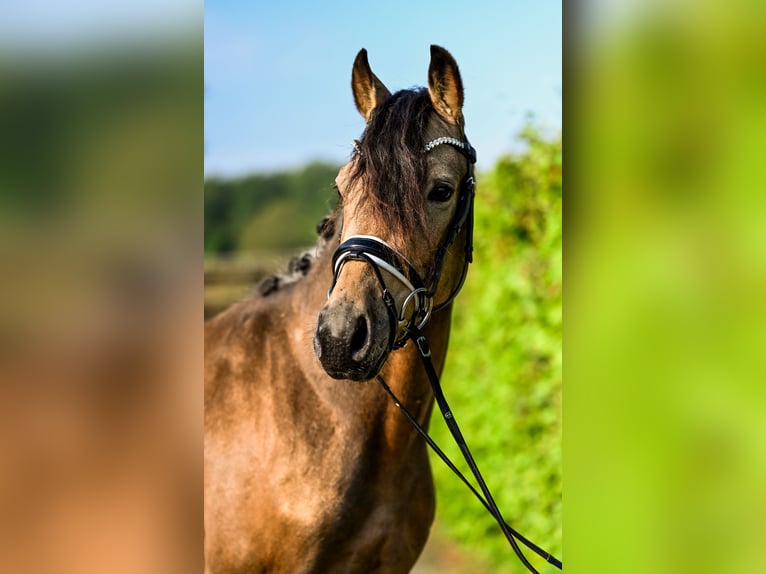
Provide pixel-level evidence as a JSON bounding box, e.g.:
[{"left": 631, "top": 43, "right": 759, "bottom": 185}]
[{"left": 428, "top": 184, "right": 454, "bottom": 203}]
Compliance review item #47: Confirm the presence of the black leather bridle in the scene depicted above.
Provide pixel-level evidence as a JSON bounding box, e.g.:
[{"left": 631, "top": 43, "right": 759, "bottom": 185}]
[
  {"left": 327, "top": 136, "right": 562, "bottom": 572},
  {"left": 328, "top": 136, "right": 476, "bottom": 350}
]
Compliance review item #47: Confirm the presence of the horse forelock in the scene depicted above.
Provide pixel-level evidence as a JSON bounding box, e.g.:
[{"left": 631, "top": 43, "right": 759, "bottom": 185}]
[{"left": 349, "top": 88, "right": 434, "bottom": 239}]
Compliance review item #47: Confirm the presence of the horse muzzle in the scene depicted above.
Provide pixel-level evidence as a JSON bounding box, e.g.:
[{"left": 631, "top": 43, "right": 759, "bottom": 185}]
[{"left": 313, "top": 294, "right": 392, "bottom": 381}]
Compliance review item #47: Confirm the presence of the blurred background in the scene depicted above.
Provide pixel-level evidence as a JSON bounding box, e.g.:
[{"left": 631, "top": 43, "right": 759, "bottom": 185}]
[
  {"left": 567, "top": 1, "right": 766, "bottom": 573},
  {"left": 4, "top": 0, "right": 764, "bottom": 573},
  {"left": 204, "top": 2, "right": 562, "bottom": 573},
  {"left": 0, "top": 1, "right": 203, "bottom": 573}
]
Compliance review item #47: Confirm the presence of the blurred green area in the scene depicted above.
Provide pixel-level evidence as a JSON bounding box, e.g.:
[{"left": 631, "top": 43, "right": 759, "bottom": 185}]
[
  {"left": 569, "top": 2, "right": 766, "bottom": 573},
  {"left": 0, "top": 40, "right": 201, "bottom": 226}
]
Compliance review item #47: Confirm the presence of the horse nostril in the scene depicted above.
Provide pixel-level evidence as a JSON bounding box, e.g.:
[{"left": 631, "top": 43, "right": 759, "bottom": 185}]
[{"left": 349, "top": 314, "right": 369, "bottom": 357}]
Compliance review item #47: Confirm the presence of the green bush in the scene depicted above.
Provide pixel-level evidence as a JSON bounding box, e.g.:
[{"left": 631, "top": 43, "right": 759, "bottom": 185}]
[{"left": 431, "top": 124, "right": 562, "bottom": 572}]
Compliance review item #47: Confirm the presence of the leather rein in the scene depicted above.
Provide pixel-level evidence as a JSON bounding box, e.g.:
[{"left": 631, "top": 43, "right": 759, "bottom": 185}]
[{"left": 328, "top": 136, "right": 562, "bottom": 572}]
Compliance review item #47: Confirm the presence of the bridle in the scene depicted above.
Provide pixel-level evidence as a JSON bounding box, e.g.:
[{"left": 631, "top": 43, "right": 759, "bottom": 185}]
[
  {"left": 327, "top": 136, "right": 562, "bottom": 572},
  {"left": 328, "top": 135, "right": 476, "bottom": 350}
]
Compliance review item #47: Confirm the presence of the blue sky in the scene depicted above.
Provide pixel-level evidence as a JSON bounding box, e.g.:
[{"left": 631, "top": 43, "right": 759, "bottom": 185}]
[{"left": 204, "top": 1, "right": 561, "bottom": 176}]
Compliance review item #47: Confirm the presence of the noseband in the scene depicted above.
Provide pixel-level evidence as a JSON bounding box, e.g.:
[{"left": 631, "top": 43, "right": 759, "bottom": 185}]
[{"left": 328, "top": 136, "right": 477, "bottom": 350}]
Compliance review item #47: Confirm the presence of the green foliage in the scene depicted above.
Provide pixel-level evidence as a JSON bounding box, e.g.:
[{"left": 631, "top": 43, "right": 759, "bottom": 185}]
[
  {"left": 204, "top": 161, "right": 339, "bottom": 254},
  {"left": 431, "top": 124, "right": 562, "bottom": 572},
  {"left": 0, "top": 48, "right": 201, "bottom": 222}
]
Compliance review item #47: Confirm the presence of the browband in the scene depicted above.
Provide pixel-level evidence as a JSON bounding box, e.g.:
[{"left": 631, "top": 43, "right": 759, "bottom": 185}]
[
  {"left": 352, "top": 136, "right": 476, "bottom": 163},
  {"left": 423, "top": 136, "right": 477, "bottom": 163}
]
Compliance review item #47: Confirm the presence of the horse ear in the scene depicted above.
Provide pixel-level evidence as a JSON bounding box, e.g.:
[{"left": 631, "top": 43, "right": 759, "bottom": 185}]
[
  {"left": 427, "top": 45, "right": 464, "bottom": 126},
  {"left": 351, "top": 48, "right": 391, "bottom": 122}
]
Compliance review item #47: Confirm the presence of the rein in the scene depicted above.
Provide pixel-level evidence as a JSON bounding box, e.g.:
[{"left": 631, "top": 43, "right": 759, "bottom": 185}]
[
  {"left": 375, "top": 333, "right": 563, "bottom": 573},
  {"left": 329, "top": 137, "right": 562, "bottom": 572}
]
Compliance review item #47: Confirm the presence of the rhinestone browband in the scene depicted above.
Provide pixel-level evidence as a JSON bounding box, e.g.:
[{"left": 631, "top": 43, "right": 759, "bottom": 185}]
[
  {"left": 351, "top": 136, "right": 471, "bottom": 156},
  {"left": 423, "top": 136, "right": 470, "bottom": 153}
]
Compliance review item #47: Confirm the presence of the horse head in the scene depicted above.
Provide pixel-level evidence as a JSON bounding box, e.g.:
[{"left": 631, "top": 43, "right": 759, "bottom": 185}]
[{"left": 314, "top": 45, "right": 475, "bottom": 381}]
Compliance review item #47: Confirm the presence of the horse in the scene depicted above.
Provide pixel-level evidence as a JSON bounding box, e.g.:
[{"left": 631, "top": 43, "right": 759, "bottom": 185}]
[{"left": 205, "top": 45, "right": 476, "bottom": 574}]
